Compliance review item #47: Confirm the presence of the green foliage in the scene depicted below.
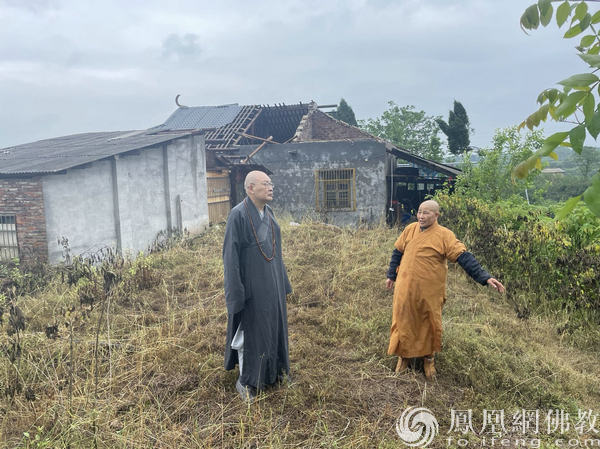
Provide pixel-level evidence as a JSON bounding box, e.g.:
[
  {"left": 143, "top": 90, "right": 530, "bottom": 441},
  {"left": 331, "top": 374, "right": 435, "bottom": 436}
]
[
  {"left": 361, "top": 101, "right": 444, "bottom": 161},
  {"left": 329, "top": 98, "right": 358, "bottom": 126},
  {"left": 531, "top": 145, "right": 600, "bottom": 202},
  {"left": 518, "top": 0, "right": 600, "bottom": 216},
  {"left": 574, "top": 145, "right": 600, "bottom": 176},
  {"left": 436, "top": 191, "right": 600, "bottom": 332},
  {"left": 436, "top": 100, "right": 471, "bottom": 155},
  {"left": 584, "top": 171, "right": 600, "bottom": 215},
  {"left": 22, "top": 427, "right": 53, "bottom": 448},
  {"left": 556, "top": 201, "right": 600, "bottom": 247},
  {"left": 0, "top": 259, "right": 53, "bottom": 300},
  {"left": 455, "top": 126, "right": 544, "bottom": 202},
  {"left": 534, "top": 174, "right": 590, "bottom": 203}
]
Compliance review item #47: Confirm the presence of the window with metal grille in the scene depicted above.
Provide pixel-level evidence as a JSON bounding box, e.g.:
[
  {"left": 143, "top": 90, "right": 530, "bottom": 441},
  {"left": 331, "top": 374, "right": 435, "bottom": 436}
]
[
  {"left": 315, "top": 168, "right": 356, "bottom": 211},
  {"left": 0, "top": 215, "right": 18, "bottom": 262}
]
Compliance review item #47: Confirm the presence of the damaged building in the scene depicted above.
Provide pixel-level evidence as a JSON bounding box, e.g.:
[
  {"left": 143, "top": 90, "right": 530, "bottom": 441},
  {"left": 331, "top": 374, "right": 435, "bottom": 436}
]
[
  {"left": 155, "top": 101, "right": 460, "bottom": 226},
  {"left": 0, "top": 99, "right": 460, "bottom": 262}
]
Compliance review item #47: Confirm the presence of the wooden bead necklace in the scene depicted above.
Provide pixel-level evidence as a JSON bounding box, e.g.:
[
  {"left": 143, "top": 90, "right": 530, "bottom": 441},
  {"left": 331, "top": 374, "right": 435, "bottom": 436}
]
[{"left": 244, "top": 198, "right": 276, "bottom": 262}]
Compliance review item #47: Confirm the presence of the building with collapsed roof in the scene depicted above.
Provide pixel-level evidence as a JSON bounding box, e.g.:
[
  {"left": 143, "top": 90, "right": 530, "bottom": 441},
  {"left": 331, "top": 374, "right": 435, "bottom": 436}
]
[
  {"left": 157, "top": 101, "right": 460, "bottom": 226},
  {"left": 0, "top": 100, "right": 460, "bottom": 263}
]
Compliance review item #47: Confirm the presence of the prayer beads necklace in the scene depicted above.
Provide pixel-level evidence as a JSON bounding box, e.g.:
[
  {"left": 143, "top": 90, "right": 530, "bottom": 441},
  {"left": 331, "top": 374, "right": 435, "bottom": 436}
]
[{"left": 243, "top": 198, "right": 276, "bottom": 262}]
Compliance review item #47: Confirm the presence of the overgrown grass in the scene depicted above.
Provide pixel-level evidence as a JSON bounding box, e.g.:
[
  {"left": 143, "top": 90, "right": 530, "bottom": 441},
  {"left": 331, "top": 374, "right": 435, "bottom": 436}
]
[{"left": 0, "top": 220, "right": 598, "bottom": 448}]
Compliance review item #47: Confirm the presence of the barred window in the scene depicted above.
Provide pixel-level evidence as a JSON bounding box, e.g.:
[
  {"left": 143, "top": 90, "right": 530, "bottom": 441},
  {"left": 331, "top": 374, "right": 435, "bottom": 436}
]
[
  {"left": 0, "top": 215, "right": 18, "bottom": 262},
  {"left": 315, "top": 168, "right": 356, "bottom": 211}
]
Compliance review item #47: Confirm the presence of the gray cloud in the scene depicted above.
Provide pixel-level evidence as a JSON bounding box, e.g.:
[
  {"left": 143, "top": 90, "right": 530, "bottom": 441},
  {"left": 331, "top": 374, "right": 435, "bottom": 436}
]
[
  {"left": 0, "top": 0, "right": 588, "bottom": 149},
  {"left": 161, "top": 33, "right": 202, "bottom": 63}
]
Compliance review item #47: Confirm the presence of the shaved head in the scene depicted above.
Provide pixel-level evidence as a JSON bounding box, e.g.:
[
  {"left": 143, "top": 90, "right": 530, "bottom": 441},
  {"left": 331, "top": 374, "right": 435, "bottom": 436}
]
[
  {"left": 244, "top": 170, "right": 268, "bottom": 191},
  {"left": 419, "top": 200, "right": 440, "bottom": 214}
]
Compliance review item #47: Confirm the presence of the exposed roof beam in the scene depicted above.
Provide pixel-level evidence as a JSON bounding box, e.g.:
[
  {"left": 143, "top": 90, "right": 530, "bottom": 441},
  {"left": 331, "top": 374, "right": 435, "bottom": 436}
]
[
  {"left": 234, "top": 131, "right": 280, "bottom": 145},
  {"left": 243, "top": 136, "right": 273, "bottom": 164}
]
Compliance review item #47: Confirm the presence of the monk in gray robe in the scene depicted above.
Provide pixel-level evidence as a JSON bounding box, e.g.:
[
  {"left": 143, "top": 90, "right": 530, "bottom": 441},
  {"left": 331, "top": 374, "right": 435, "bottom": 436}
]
[{"left": 223, "top": 170, "right": 292, "bottom": 401}]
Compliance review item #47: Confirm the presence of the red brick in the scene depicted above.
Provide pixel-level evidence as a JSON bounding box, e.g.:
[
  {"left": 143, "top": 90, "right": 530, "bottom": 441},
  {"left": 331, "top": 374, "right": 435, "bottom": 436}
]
[{"left": 0, "top": 178, "right": 47, "bottom": 262}]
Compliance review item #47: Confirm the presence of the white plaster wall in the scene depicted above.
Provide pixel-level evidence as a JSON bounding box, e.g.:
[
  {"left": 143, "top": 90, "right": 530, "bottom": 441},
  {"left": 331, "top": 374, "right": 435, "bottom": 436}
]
[
  {"left": 42, "top": 160, "right": 116, "bottom": 263},
  {"left": 166, "top": 135, "right": 208, "bottom": 235},
  {"left": 42, "top": 135, "right": 209, "bottom": 263},
  {"left": 116, "top": 147, "right": 168, "bottom": 256}
]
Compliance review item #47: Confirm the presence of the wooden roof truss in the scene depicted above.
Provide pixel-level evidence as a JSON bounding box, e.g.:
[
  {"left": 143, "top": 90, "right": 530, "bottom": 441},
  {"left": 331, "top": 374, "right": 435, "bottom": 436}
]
[{"left": 204, "top": 105, "right": 262, "bottom": 150}]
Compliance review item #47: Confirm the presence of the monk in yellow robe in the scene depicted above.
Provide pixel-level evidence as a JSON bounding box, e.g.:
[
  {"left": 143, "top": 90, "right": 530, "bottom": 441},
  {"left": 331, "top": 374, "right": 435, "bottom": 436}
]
[{"left": 385, "top": 200, "right": 505, "bottom": 378}]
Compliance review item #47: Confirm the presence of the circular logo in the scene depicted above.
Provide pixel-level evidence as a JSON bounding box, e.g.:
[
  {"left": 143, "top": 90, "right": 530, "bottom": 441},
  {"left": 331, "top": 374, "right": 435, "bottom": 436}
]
[{"left": 395, "top": 406, "right": 439, "bottom": 447}]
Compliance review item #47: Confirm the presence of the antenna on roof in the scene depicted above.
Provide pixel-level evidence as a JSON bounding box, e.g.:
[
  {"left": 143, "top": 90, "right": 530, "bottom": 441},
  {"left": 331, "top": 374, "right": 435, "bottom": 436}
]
[{"left": 175, "top": 94, "right": 188, "bottom": 108}]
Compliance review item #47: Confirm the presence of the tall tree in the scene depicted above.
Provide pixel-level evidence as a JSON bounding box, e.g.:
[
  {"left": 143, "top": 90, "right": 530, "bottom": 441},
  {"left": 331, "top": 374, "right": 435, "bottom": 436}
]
[
  {"left": 574, "top": 146, "right": 600, "bottom": 178},
  {"left": 436, "top": 100, "right": 471, "bottom": 155},
  {"left": 329, "top": 98, "right": 358, "bottom": 126},
  {"left": 455, "top": 126, "right": 543, "bottom": 202},
  {"left": 518, "top": 0, "right": 600, "bottom": 217},
  {"left": 361, "top": 102, "right": 444, "bottom": 161}
]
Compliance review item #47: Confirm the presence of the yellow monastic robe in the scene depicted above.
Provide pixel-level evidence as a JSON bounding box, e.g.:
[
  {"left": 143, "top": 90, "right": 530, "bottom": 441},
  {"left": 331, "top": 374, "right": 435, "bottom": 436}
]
[{"left": 387, "top": 221, "right": 466, "bottom": 358}]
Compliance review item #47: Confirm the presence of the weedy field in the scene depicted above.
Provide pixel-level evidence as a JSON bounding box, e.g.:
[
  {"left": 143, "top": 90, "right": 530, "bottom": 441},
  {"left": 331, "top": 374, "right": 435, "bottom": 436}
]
[{"left": 0, "top": 220, "right": 599, "bottom": 448}]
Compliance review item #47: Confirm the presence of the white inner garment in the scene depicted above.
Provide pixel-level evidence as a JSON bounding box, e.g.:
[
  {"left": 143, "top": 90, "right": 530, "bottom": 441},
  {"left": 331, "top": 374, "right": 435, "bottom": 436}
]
[{"left": 231, "top": 323, "right": 244, "bottom": 375}]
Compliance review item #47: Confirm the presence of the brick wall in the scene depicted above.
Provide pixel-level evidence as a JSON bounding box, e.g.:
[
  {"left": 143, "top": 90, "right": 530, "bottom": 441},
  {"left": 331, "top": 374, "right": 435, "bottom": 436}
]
[
  {"left": 0, "top": 178, "right": 48, "bottom": 262},
  {"left": 306, "top": 110, "right": 370, "bottom": 141}
]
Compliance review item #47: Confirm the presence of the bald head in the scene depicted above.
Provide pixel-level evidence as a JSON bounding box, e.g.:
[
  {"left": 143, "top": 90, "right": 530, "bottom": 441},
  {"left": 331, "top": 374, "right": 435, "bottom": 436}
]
[
  {"left": 419, "top": 200, "right": 440, "bottom": 214},
  {"left": 244, "top": 170, "right": 266, "bottom": 191},
  {"left": 417, "top": 200, "right": 440, "bottom": 229},
  {"left": 244, "top": 170, "right": 273, "bottom": 210}
]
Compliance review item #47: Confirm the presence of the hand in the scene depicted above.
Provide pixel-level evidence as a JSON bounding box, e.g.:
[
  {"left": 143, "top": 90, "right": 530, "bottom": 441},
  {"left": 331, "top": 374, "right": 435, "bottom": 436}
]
[
  {"left": 386, "top": 278, "right": 395, "bottom": 290},
  {"left": 487, "top": 278, "right": 505, "bottom": 293}
]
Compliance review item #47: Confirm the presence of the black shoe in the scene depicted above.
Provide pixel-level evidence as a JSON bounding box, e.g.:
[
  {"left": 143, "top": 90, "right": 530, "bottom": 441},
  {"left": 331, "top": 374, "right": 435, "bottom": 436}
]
[{"left": 236, "top": 379, "right": 256, "bottom": 403}]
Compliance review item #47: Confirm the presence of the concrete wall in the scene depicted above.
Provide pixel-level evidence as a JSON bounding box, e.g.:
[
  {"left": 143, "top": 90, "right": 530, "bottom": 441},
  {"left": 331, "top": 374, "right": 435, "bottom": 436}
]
[
  {"left": 168, "top": 135, "right": 208, "bottom": 235},
  {"left": 42, "top": 135, "right": 208, "bottom": 263},
  {"left": 43, "top": 160, "right": 115, "bottom": 261},
  {"left": 243, "top": 139, "right": 387, "bottom": 226},
  {"left": 0, "top": 177, "right": 48, "bottom": 262}
]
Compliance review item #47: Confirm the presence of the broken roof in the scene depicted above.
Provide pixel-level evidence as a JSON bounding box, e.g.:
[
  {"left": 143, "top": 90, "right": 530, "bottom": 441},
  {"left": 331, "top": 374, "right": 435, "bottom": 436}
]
[
  {"left": 293, "top": 109, "right": 462, "bottom": 177},
  {"left": 0, "top": 130, "right": 196, "bottom": 175},
  {"left": 156, "top": 102, "right": 312, "bottom": 150}
]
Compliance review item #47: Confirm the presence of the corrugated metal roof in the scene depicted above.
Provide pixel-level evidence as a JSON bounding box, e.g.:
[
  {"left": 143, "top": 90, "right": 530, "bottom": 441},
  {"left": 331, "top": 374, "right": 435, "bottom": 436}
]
[
  {"left": 156, "top": 104, "right": 242, "bottom": 131},
  {"left": 0, "top": 130, "right": 195, "bottom": 175}
]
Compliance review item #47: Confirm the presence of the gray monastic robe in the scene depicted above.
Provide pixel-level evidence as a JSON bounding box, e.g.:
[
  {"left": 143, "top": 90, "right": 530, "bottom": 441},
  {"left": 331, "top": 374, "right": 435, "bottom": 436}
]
[{"left": 223, "top": 198, "right": 292, "bottom": 390}]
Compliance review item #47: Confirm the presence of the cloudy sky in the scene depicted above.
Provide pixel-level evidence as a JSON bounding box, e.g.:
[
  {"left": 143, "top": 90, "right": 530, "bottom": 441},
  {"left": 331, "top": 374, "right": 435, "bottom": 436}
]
[{"left": 0, "top": 0, "right": 589, "bottom": 150}]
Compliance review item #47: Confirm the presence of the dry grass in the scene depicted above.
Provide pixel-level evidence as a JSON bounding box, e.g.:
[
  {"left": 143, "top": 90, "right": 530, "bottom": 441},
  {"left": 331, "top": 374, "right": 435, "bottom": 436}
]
[{"left": 1, "top": 220, "right": 599, "bottom": 448}]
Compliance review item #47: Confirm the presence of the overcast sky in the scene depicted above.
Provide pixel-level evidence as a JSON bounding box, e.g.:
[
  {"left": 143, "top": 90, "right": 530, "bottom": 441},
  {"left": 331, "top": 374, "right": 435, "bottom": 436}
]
[{"left": 0, "top": 0, "right": 590, "bottom": 151}]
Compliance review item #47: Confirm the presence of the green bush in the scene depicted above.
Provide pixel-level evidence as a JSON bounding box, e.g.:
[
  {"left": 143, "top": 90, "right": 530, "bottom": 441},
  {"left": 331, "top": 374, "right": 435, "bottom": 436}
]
[
  {"left": 436, "top": 192, "right": 600, "bottom": 332},
  {"left": 454, "top": 127, "right": 543, "bottom": 203}
]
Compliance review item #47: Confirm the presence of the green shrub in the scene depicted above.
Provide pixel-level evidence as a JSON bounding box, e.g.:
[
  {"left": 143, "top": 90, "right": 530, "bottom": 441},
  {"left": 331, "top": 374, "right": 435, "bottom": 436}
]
[{"left": 436, "top": 192, "right": 600, "bottom": 334}]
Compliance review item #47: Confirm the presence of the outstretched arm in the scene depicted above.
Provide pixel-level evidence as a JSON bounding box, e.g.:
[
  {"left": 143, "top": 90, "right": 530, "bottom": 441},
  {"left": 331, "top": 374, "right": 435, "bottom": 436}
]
[{"left": 457, "top": 252, "right": 505, "bottom": 293}]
